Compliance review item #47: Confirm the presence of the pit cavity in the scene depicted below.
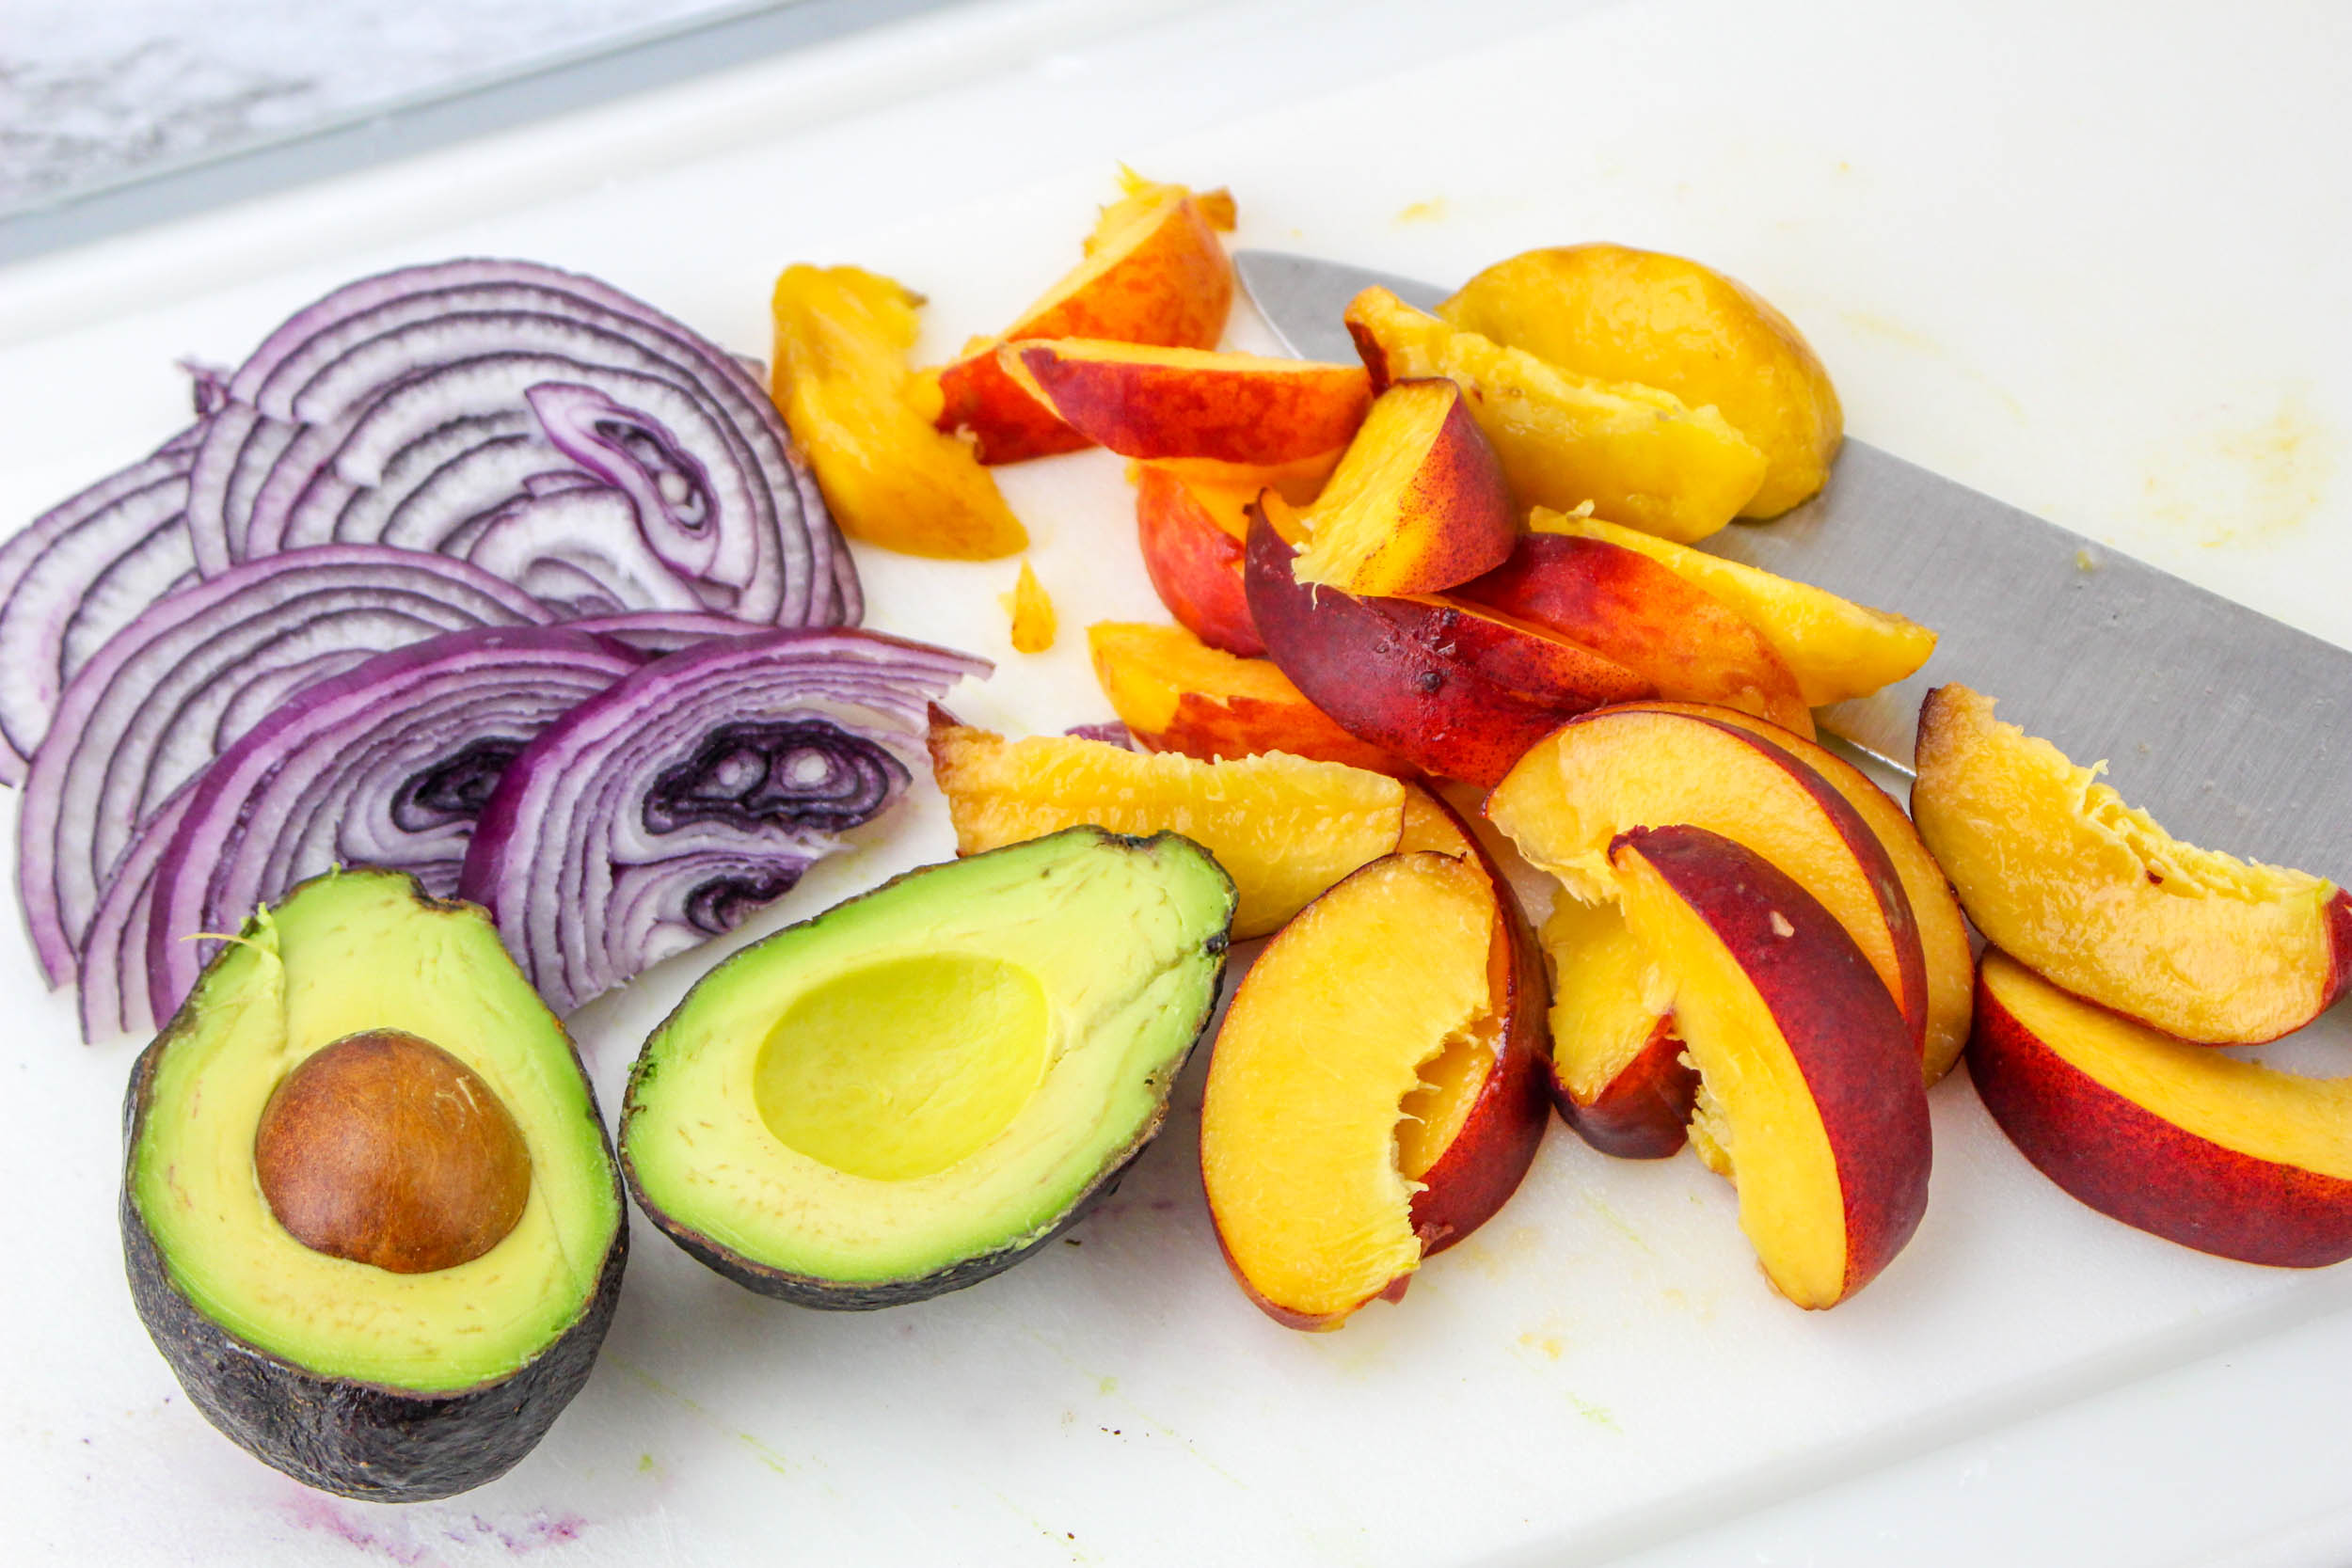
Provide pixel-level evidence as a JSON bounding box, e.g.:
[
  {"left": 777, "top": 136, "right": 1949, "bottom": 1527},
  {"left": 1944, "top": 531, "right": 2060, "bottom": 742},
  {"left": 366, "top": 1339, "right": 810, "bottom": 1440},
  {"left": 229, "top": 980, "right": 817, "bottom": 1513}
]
[{"left": 754, "top": 954, "right": 1049, "bottom": 1180}]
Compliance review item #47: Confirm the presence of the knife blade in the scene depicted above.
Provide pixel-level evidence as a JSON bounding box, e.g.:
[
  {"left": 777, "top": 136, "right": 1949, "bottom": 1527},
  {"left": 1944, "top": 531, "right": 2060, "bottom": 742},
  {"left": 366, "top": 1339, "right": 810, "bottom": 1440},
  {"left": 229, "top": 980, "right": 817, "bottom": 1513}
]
[{"left": 1233, "top": 248, "right": 2352, "bottom": 879}]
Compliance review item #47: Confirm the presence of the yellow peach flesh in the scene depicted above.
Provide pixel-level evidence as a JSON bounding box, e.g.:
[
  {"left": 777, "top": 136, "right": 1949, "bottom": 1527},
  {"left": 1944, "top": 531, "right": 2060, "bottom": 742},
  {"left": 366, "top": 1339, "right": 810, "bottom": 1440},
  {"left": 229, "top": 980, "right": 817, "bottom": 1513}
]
[{"left": 1915, "top": 686, "right": 2346, "bottom": 1044}]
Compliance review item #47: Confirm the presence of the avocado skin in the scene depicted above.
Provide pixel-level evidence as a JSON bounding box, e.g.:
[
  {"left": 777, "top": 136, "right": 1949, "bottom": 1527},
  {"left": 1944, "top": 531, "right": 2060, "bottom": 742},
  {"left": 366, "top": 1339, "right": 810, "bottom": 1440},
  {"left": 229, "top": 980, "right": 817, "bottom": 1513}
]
[
  {"left": 118, "top": 876, "right": 630, "bottom": 1503},
  {"left": 622, "top": 828, "right": 1231, "bottom": 1309}
]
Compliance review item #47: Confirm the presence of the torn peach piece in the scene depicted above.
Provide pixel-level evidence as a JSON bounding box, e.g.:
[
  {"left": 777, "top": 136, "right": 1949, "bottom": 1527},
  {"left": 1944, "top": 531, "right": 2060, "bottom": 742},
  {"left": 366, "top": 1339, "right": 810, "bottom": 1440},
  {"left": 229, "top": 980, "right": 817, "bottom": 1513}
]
[
  {"left": 1200, "top": 852, "right": 1495, "bottom": 1328},
  {"left": 1530, "top": 510, "right": 1935, "bottom": 707},
  {"left": 927, "top": 717, "right": 1403, "bottom": 940},
  {"left": 1006, "top": 341, "right": 1371, "bottom": 465},
  {"left": 1131, "top": 451, "right": 1343, "bottom": 657},
  {"left": 769, "top": 264, "right": 1025, "bottom": 560},
  {"left": 1440, "top": 245, "right": 1843, "bottom": 517},
  {"left": 1346, "top": 286, "right": 1765, "bottom": 544},
  {"left": 1087, "top": 621, "right": 1404, "bottom": 773},
  {"left": 1914, "top": 685, "right": 2352, "bottom": 1044},
  {"left": 933, "top": 173, "right": 1236, "bottom": 464}
]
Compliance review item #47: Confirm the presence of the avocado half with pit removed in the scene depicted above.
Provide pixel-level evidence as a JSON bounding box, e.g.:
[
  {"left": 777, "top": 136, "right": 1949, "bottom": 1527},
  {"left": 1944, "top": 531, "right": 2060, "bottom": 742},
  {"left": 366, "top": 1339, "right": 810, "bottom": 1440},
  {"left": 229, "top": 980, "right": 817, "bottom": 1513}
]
[
  {"left": 622, "top": 826, "right": 1235, "bottom": 1307},
  {"left": 120, "top": 868, "right": 627, "bottom": 1501}
]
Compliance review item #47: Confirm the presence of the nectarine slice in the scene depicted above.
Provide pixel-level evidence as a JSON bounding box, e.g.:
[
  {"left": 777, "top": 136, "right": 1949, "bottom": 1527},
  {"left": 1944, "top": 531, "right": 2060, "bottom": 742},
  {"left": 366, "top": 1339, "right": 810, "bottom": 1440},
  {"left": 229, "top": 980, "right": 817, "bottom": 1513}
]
[
  {"left": 1440, "top": 245, "right": 1843, "bottom": 518},
  {"left": 1454, "top": 533, "right": 1815, "bottom": 736},
  {"left": 926, "top": 717, "right": 1403, "bottom": 940},
  {"left": 769, "top": 264, "right": 1026, "bottom": 559},
  {"left": 1201, "top": 852, "right": 1499, "bottom": 1328},
  {"left": 934, "top": 174, "right": 1236, "bottom": 464},
  {"left": 1286, "top": 378, "right": 1516, "bottom": 597},
  {"left": 1914, "top": 685, "right": 2352, "bottom": 1045},
  {"left": 1531, "top": 511, "right": 1936, "bottom": 707},
  {"left": 1613, "top": 826, "right": 1930, "bottom": 1307},
  {"left": 1086, "top": 621, "right": 1403, "bottom": 773},
  {"left": 1972, "top": 950, "right": 2352, "bottom": 1266},
  {"left": 1540, "top": 896, "right": 1693, "bottom": 1158},
  {"left": 1131, "top": 453, "right": 1343, "bottom": 657},
  {"left": 1486, "top": 705, "right": 1930, "bottom": 1053},
  {"left": 1390, "top": 786, "right": 1552, "bottom": 1250},
  {"left": 1006, "top": 341, "right": 1370, "bottom": 465},
  {"left": 1345, "top": 286, "right": 1765, "bottom": 544},
  {"left": 1247, "top": 503, "right": 1653, "bottom": 787},
  {"left": 1623, "top": 700, "right": 1973, "bottom": 1084}
]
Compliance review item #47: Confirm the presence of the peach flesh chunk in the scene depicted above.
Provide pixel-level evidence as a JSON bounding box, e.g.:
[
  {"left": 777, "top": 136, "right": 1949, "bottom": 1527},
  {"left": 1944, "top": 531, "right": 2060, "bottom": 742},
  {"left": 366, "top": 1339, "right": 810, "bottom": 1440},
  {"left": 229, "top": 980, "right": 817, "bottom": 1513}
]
[
  {"left": 1086, "top": 621, "right": 1404, "bottom": 773},
  {"left": 1531, "top": 511, "right": 1936, "bottom": 708},
  {"left": 1540, "top": 897, "right": 1694, "bottom": 1159},
  {"left": 1972, "top": 951, "right": 2352, "bottom": 1266},
  {"left": 926, "top": 720, "right": 1403, "bottom": 941},
  {"left": 1006, "top": 341, "right": 1371, "bottom": 465},
  {"left": 1289, "top": 378, "right": 1515, "bottom": 597},
  {"left": 1346, "top": 286, "right": 1764, "bottom": 544},
  {"left": 1201, "top": 852, "right": 1495, "bottom": 1328},
  {"left": 1486, "top": 705, "right": 1929, "bottom": 1053},
  {"left": 1613, "top": 827, "right": 1929, "bottom": 1308},
  {"left": 769, "top": 264, "right": 1025, "bottom": 560},
  {"left": 1624, "top": 701, "right": 1973, "bottom": 1084},
  {"left": 1914, "top": 685, "right": 2352, "bottom": 1045}
]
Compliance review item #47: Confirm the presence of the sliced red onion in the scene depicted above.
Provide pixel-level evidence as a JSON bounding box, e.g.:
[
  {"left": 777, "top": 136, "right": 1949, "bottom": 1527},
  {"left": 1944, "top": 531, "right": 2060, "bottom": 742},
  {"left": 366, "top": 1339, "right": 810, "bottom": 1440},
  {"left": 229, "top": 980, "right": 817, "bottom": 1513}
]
[
  {"left": 458, "top": 628, "right": 988, "bottom": 1015},
  {"left": 1065, "top": 721, "right": 1138, "bottom": 749},
  {"left": 133, "top": 626, "right": 647, "bottom": 1030},
  {"left": 0, "top": 432, "right": 199, "bottom": 783},
  {"left": 565, "top": 610, "right": 761, "bottom": 656},
  {"left": 184, "top": 260, "right": 856, "bottom": 627},
  {"left": 17, "top": 546, "right": 553, "bottom": 987}
]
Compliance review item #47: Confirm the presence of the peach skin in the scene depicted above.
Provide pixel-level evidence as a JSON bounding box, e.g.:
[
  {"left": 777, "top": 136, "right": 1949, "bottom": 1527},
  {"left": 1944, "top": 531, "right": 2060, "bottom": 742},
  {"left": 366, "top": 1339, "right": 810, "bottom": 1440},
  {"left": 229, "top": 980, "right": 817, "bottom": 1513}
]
[
  {"left": 1087, "top": 621, "right": 1405, "bottom": 773},
  {"left": 1006, "top": 341, "right": 1370, "bottom": 465}
]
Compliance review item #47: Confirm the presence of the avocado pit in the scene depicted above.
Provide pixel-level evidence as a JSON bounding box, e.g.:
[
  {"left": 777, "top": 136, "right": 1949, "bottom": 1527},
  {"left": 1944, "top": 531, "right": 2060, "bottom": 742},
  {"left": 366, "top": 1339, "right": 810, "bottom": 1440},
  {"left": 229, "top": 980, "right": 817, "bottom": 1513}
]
[{"left": 255, "top": 1028, "right": 532, "bottom": 1274}]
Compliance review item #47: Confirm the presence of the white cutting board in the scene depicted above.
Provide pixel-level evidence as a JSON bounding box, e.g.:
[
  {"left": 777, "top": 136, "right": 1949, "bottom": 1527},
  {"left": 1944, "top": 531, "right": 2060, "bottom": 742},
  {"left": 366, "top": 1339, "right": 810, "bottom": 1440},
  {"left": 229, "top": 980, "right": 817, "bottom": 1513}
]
[{"left": 4, "top": 1, "right": 2351, "bottom": 1564}]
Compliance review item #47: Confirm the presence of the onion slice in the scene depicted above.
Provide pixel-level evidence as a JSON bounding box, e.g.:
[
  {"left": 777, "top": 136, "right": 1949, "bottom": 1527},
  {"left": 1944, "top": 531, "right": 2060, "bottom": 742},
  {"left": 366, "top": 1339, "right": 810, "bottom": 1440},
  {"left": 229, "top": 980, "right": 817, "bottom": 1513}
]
[
  {"left": 17, "top": 546, "right": 553, "bottom": 986},
  {"left": 458, "top": 628, "right": 988, "bottom": 1014},
  {"left": 128, "top": 626, "right": 648, "bottom": 1033},
  {"left": 0, "top": 431, "right": 200, "bottom": 783},
  {"left": 183, "top": 259, "right": 857, "bottom": 626}
]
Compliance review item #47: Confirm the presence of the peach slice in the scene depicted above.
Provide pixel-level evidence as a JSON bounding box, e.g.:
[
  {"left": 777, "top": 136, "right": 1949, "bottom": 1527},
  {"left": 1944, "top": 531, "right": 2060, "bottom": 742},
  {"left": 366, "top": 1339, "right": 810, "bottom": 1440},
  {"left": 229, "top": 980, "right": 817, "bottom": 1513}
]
[
  {"left": 1913, "top": 686, "right": 2352, "bottom": 1045},
  {"left": 1440, "top": 245, "right": 1843, "bottom": 517},
  {"left": 1540, "top": 896, "right": 1693, "bottom": 1158},
  {"left": 1454, "top": 533, "right": 1815, "bottom": 736},
  {"left": 1132, "top": 452, "right": 1343, "bottom": 657},
  {"left": 1286, "top": 378, "right": 1517, "bottom": 596},
  {"left": 1613, "top": 826, "right": 1930, "bottom": 1307},
  {"left": 1347, "top": 286, "right": 1765, "bottom": 544},
  {"left": 1004, "top": 341, "right": 1371, "bottom": 465},
  {"left": 927, "top": 717, "right": 1402, "bottom": 940},
  {"left": 1246, "top": 503, "right": 1653, "bottom": 787},
  {"left": 1972, "top": 950, "right": 2352, "bottom": 1266},
  {"left": 1087, "top": 621, "right": 1405, "bottom": 773},
  {"left": 1391, "top": 786, "right": 1553, "bottom": 1250},
  {"left": 1625, "top": 701, "right": 1972, "bottom": 1084},
  {"left": 934, "top": 174, "right": 1236, "bottom": 464},
  {"left": 1201, "top": 851, "right": 1524, "bottom": 1328},
  {"left": 769, "top": 264, "right": 1026, "bottom": 559},
  {"left": 1486, "top": 705, "right": 1930, "bottom": 1053},
  {"left": 1531, "top": 511, "right": 1937, "bottom": 707}
]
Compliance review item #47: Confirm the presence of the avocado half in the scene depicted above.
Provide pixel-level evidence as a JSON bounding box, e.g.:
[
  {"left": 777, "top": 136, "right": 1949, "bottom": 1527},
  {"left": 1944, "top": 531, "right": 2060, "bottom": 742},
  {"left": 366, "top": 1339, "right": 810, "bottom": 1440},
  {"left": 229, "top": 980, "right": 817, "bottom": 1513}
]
[
  {"left": 622, "top": 827, "right": 1235, "bottom": 1307},
  {"left": 120, "top": 868, "right": 627, "bottom": 1501}
]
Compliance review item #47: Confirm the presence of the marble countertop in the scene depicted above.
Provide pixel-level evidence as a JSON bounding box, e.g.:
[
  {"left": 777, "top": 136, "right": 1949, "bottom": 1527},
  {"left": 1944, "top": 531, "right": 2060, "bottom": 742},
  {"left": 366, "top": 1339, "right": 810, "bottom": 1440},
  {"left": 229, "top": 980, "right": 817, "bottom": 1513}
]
[{"left": 0, "top": 0, "right": 741, "bottom": 213}]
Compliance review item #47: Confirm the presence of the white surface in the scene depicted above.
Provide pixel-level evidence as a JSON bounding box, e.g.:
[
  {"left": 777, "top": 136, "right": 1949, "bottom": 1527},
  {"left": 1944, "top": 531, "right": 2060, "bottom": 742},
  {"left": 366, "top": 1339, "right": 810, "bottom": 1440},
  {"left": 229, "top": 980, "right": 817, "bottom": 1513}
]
[{"left": 4, "top": 0, "right": 2351, "bottom": 1564}]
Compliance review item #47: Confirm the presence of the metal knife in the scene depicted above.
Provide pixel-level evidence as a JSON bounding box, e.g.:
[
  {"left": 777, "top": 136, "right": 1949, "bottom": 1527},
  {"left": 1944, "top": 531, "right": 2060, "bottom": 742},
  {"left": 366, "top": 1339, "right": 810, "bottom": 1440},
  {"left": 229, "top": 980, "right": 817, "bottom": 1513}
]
[{"left": 1234, "top": 249, "right": 2352, "bottom": 878}]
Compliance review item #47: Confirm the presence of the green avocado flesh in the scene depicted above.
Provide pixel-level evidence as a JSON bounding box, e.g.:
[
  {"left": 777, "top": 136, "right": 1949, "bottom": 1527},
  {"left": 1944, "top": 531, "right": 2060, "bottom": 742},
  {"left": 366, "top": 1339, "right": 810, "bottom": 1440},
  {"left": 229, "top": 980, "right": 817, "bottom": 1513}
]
[
  {"left": 623, "top": 827, "right": 1235, "bottom": 1290},
  {"left": 128, "top": 869, "right": 622, "bottom": 1392}
]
